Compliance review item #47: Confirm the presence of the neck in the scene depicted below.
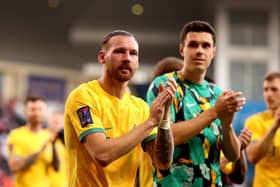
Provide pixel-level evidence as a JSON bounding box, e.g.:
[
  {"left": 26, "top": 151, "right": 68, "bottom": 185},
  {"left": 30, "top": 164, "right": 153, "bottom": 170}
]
[
  {"left": 98, "top": 75, "right": 128, "bottom": 99},
  {"left": 269, "top": 108, "right": 277, "bottom": 116},
  {"left": 179, "top": 67, "right": 205, "bottom": 84},
  {"left": 27, "top": 123, "right": 41, "bottom": 132}
]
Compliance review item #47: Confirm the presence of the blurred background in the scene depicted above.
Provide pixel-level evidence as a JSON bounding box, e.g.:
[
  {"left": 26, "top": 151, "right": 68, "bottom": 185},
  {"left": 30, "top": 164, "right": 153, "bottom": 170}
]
[{"left": 0, "top": 0, "right": 279, "bottom": 186}]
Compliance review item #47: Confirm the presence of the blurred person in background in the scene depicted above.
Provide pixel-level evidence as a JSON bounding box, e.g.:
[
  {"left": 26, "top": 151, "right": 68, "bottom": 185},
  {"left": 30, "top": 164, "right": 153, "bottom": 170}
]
[
  {"left": 220, "top": 128, "right": 251, "bottom": 187},
  {"left": 245, "top": 71, "right": 280, "bottom": 187},
  {"left": 147, "top": 20, "right": 245, "bottom": 187},
  {"left": 6, "top": 96, "right": 59, "bottom": 187},
  {"left": 152, "top": 56, "right": 184, "bottom": 79},
  {"left": 64, "top": 30, "right": 176, "bottom": 187},
  {"left": 48, "top": 111, "right": 67, "bottom": 187}
]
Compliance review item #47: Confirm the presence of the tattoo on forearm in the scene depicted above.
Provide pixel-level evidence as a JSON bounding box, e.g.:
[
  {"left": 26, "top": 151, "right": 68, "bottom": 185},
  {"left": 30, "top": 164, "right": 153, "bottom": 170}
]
[{"left": 154, "top": 128, "right": 174, "bottom": 167}]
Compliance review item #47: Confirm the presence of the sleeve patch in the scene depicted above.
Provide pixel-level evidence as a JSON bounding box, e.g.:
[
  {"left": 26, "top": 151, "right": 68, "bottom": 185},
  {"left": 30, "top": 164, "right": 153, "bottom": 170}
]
[{"left": 77, "top": 106, "right": 93, "bottom": 128}]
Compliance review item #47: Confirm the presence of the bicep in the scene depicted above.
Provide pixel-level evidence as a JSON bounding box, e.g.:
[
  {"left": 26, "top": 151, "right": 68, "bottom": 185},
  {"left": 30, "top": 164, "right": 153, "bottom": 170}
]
[{"left": 83, "top": 132, "right": 107, "bottom": 156}]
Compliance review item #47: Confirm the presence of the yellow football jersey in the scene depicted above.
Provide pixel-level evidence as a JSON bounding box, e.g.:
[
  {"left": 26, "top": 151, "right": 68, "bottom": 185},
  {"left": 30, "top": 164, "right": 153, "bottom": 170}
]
[
  {"left": 48, "top": 139, "right": 67, "bottom": 187},
  {"left": 139, "top": 151, "right": 154, "bottom": 187},
  {"left": 245, "top": 111, "right": 280, "bottom": 187},
  {"left": 64, "top": 80, "right": 156, "bottom": 187},
  {"left": 7, "top": 126, "right": 52, "bottom": 187}
]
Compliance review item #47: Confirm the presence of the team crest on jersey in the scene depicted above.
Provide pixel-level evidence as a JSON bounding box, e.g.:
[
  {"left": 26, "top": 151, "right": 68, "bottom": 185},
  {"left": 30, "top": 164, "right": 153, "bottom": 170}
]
[{"left": 77, "top": 106, "right": 93, "bottom": 127}]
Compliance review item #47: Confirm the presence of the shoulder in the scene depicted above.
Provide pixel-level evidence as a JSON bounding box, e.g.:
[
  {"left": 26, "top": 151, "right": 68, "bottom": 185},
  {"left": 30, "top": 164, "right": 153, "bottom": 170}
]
[
  {"left": 207, "top": 82, "right": 223, "bottom": 96},
  {"left": 65, "top": 80, "right": 99, "bottom": 107},
  {"left": 148, "top": 72, "right": 176, "bottom": 93},
  {"left": 245, "top": 111, "right": 268, "bottom": 129},
  {"left": 247, "top": 111, "right": 268, "bottom": 121},
  {"left": 152, "top": 72, "right": 174, "bottom": 85},
  {"left": 8, "top": 126, "right": 26, "bottom": 141}
]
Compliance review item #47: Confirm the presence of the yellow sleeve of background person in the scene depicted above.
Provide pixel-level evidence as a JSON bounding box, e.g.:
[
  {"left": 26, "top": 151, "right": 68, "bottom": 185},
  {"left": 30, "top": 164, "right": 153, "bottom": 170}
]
[
  {"left": 245, "top": 111, "right": 280, "bottom": 187},
  {"left": 219, "top": 151, "right": 234, "bottom": 175},
  {"left": 48, "top": 139, "right": 67, "bottom": 187},
  {"left": 65, "top": 80, "right": 156, "bottom": 187},
  {"left": 7, "top": 126, "right": 52, "bottom": 187}
]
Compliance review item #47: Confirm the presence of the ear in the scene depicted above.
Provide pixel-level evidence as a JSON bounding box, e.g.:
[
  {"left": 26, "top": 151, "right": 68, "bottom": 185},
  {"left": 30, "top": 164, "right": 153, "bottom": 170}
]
[
  {"left": 212, "top": 46, "right": 216, "bottom": 58},
  {"left": 98, "top": 50, "right": 106, "bottom": 65},
  {"left": 179, "top": 43, "right": 184, "bottom": 57}
]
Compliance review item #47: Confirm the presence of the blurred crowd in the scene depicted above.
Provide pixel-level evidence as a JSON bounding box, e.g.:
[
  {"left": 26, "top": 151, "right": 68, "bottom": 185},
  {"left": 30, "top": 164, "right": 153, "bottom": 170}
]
[{"left": 0, "top": 97, "right": 25, "bottom": 187}]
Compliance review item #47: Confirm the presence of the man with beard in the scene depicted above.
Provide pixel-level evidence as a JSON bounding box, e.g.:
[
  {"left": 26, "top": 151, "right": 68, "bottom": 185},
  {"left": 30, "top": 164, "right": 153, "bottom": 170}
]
[
  {"left": 7, "top": 96, "right": 59, "bottom": 187},
  {"left": 245, "top": 71, "right": 280, "bottom": 187},
  {"left": 64, "top": 30, "right": 177, "bottom": 187}
]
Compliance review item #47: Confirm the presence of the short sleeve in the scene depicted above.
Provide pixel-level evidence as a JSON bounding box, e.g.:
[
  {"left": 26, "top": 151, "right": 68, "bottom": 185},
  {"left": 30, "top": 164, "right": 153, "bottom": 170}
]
[
  {"left": 65, "top": 86, "right": 105, "bottom": 142},
  {"left": 244, "top": 116, "right": 261, "bottom": 142},
  {"left": 7, "top": 131, "right": 24, "bottom": 157},
  {"left": 220, "top": 151, "right": 234, "bottom": 175}
]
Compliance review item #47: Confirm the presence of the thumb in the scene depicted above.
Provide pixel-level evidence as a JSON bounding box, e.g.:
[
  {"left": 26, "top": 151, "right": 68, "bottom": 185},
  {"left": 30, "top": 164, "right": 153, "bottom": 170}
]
[{"left": 159, "top": 83, "right": 164, "bottom": 93}]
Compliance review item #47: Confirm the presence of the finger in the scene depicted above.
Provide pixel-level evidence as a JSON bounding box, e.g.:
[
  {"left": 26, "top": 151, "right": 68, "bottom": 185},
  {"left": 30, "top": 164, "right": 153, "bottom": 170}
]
[
  {"left": 152, "top": 90, "right": 168, "bottom": 108},
  {"left": 228, "top": 91, "right": 243, "bottom": 98},
  {"left": 168, "top": 77, "right": 177, "bottom": 89},
  {"left": 159, "top": 83, "right": 164, "bottom": 93},
  {"left": 157, "top": 91, "right": 170, "bottom": 107},
  {"left": 167, "top": 82, "right": 177, "bottom": 94}
]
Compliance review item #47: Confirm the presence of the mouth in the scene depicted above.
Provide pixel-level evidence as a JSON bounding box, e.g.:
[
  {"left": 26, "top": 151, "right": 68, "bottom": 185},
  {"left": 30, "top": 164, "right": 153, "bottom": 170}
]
[
  {"left": 193, "top": 58, "right": 204, "bottom": 62},
  {"left": 118, "top": 67, "right": 132, "bottom": 74}
]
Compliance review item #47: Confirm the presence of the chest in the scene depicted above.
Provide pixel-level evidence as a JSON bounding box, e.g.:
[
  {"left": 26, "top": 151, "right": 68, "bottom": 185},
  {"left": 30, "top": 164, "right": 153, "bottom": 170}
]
[{"left": 98, "top": 98, "right": 146, "bottom": 138}]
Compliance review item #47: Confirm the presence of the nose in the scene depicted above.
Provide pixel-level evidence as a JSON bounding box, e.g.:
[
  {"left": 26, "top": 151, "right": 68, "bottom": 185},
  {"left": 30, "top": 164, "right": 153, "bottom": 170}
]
[
  {"left": 122, "top": 50, "right": 131, "bottom": 63},
  {"left": 195, "top": 45, "right": 203, "bottom": 55}
]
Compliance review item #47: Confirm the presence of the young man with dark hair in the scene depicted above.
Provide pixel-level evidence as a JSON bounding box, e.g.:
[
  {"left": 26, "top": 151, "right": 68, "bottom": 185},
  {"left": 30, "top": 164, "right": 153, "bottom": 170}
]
[{"left": 147, "top": 20, "right": 245, "bottom": 186}]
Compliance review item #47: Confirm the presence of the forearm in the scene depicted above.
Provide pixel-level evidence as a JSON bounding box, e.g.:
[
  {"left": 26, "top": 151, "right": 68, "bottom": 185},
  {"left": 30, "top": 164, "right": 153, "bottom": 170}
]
[
  {"left": 9, "top": 152, "right": 40, "bottom": 172},
  {"left": 247, "top": 124, "right": 277, "bottom": 164},
  {"left": 172, "top": 108, "right": 218, "bottom": 145},
  {"left": 227, "top": 150, "right": 247, "bottom": 184},
  {"left": 52, "top": 142, "right": 60, "bottom": 171},
  {"left": 152, "top": 121, "right": 174, "bottom": 169},
  {"left": 222, "top": 125, "right": 240, "bottom": 162},
  {"left": 84, "top": 119, "right": 155, "bottom": 167}
]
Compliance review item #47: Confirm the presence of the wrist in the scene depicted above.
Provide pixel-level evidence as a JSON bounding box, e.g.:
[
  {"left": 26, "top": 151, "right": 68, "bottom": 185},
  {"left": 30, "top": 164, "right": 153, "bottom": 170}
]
[
  {"left": 208, "top": 107, "right": 218, "bottom": 119},
  {"left": 146, "top": 118, "right": 157, "bottom": 128},
  {"left": 159, "top": 119, "right": 170, "bottom": 130}
]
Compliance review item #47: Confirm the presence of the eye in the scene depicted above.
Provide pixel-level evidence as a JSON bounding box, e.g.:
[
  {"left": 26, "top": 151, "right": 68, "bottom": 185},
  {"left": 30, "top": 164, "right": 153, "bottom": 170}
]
[
  {"left": 188, "top": 41, "right": 198, "bottom": 48},
  {"left": 130, "top": 50, "right": 138, "bottom": 56},
  {"left": 202, "top": 42, "right": 211, "bottom": 49},
  {"left": 113, "top": 48, "right": 126, "bottom": 54}
]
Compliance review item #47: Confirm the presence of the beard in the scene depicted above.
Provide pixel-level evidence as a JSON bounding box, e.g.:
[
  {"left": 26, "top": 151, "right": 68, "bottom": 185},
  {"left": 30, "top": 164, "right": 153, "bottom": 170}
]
[
  {"left": 108, "top": 65, "right": 136, "bottom": 82},
  {"left": 28, "top": 116, "right": 43, "bottom": 125}
]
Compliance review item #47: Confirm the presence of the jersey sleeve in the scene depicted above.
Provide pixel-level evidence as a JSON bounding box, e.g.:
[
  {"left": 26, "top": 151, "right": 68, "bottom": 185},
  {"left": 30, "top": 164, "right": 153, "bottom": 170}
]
[
  {"left": 7, "top": 130, "right": 25, "bottom": 157},
  {"left": 244, "top": 115, "right": 261, "bottom": 142},
  {"left": 219, "top": 151, "right": 234, "bottom": 175},
  {"left": 65, "top": 86, "right": 105, "bottom": 142}
]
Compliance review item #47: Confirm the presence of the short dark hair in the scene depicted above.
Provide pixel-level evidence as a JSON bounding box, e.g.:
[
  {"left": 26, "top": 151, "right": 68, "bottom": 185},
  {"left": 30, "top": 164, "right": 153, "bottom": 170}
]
[
  {"left": 264, "top": 71, "right": 280, "bottom": 82},
  {"left": 179, "top": 20, "right": 216, "bottom": 45},
  {"left": 101, "top": 30, "right": 137, "bottom": 49},
  {"left": 24, "top": 95, "right": 46, "bottom": 105}
]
